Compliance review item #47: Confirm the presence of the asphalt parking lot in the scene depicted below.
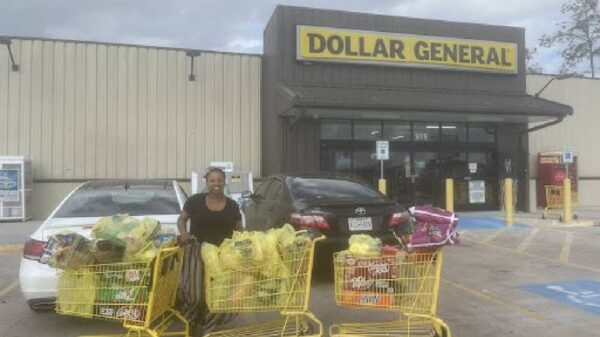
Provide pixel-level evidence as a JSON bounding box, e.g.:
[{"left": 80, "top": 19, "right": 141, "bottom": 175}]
[{"left": 1, "top": 217, "right": 600, "bottom": 337}]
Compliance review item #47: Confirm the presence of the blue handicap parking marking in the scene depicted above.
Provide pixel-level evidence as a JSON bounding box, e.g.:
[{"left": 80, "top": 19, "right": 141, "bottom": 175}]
[
  {"left": 521, "top": 280, "right": 600, "bottom": 315},
  {"left": 459, "top": 216, "right": 527, "bottom": 230}
]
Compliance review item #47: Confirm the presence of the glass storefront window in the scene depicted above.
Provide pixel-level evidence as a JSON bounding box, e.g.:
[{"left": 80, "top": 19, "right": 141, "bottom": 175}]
[
  {"left": 383, "top": 122, "right": 410, "bottom": 141},
  {"left": 320, "top": 147, "right": 352, "bottom": 173},
  {"left": 321, "top": 120, "right": 351, "bottom": 140},
  {"left": 353, "top": 121, "right": 382, "bottom": 141},
  {"left": 441, "top": 123, "right": 466, "bottom": 142},
  {"left": 468, "top": 124, "right": 496, "bottom": 143},
  {"left": 413, "top": 152, "right": 437, "bottom": 177},
  {"left": 353, "top": 148, "right": 378, "bottom": 181},
  {"left": 413, "top": 122, "right": 439, "bottom": 142}
]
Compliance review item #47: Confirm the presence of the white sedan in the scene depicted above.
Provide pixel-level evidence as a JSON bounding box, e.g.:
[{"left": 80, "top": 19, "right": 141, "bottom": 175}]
[{"left": 19, "top": 179, "right": 187, "bottom": 312}]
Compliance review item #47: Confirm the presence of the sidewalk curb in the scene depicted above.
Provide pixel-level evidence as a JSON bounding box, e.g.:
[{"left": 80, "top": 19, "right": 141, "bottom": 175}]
[
  {"left": 0, "top": 245, "right": 23, "bottom": 253},
  {"left": 516, "top": 219, "right": 599, "bottom": 228}
]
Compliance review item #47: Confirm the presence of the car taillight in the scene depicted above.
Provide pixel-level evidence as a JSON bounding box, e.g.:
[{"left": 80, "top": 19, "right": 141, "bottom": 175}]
[
  {"left": 389, "top": 212, "right": 405, "bottom": 227},
  {"left": 290, "top": 212, "right": 330, "bottom": 230},
  {"left": 23, "top": 238, "right": 47, "bottom": 260}
]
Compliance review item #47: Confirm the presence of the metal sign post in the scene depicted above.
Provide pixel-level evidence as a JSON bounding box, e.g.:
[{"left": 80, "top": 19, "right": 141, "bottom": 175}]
[
  {"left": 376, "top": 141, "right": 389, "bottom": 195},
  {"left": 562, "top": 148, "right": 574, "bottom": 223}
]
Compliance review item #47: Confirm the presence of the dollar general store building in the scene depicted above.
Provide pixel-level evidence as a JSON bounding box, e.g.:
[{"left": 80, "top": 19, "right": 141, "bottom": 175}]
[{"left": 2, "top": 5, "right": 598, "bottom": 218}]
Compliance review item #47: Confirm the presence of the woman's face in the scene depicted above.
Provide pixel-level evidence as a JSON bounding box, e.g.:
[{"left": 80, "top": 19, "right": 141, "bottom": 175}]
[{"left": 206, "top": 171, "right": 226, "bottom": 196}]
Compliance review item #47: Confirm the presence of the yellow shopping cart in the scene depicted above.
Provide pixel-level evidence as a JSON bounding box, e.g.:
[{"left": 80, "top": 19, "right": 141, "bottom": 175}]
[
  {"left": 330, "top": 249, "right": 451, "bottom": 337},
  {"left": 542, "top": 185, "right": 578, "bottom": 221},
  {"left": 202, "top": 234, "right": 325, "bottom": 337},
  {"left": 56, "top": 246, "right": 189, "bottom": 337}
]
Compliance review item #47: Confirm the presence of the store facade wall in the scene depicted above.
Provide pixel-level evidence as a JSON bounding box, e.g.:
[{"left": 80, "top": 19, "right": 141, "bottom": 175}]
[
  {"left": 526, "top": 75, "right": 600, "bottom": 208},
  {"left": 0, "top": 37, "right": 261, "bottom": 218},
  {"left": 262, "top": 5, "right": 571, "bottom": 211}
]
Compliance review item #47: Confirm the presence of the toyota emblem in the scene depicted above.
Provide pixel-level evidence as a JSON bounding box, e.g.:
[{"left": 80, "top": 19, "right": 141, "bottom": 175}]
[{"left": 354, "top": 207, "right": 367, "bottom": 216}]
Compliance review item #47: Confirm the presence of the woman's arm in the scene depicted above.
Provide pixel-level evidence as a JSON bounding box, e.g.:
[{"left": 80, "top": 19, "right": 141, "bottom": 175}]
[
  {"left": 234, "top": 219, "right": 243, "bottom": 232},
  {"left": 177, "top": 210, "right": 192, "bottom": 243}
]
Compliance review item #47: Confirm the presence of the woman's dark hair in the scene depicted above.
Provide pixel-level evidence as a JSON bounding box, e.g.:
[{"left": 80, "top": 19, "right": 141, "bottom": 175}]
[{"left": 204, "top": 166, "right": 226, "bottom": 180}]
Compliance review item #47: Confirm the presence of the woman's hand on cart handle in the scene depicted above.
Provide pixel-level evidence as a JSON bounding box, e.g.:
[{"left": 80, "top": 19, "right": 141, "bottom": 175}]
[{"left": 177, "top": 232, "right": 192, "bottom": 245}]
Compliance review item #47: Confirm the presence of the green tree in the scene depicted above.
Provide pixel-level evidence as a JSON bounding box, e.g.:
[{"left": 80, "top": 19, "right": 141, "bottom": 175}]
[
  {"left": 526, "top": 47, "right": 545, "bottom": 74},
  {"left": 540, "top": 0, "right": 600, "bottom": 78}
]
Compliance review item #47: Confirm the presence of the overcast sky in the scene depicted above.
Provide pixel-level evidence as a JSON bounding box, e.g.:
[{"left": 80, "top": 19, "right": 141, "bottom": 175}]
[{"left": 1, "top": 0, "right": 567, "bottom": 73}]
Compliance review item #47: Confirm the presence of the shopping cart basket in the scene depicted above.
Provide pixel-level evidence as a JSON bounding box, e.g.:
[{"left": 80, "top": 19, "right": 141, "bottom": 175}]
[
  {"left": 330, "top": 249, "right": 451, "bottom": 337},
  {"left": 542, "top": 185, "right": 578, "bottom": 221},
  {"left": 202, "top": 234, "right": 325, "bottom": 337},
  {"left": 56, "top": 246, "right": 189, "bottom": 337}
]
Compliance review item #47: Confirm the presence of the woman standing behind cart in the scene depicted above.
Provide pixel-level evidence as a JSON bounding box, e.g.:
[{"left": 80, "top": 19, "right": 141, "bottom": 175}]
[
  {"left": 176, "top": 167, "right": 243, "bottom": 336},
  {"left": 177, "top": 166, "right": 243, "bottom": 244}
]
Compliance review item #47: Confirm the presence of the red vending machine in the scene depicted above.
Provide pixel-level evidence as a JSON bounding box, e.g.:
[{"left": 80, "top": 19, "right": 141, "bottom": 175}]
[{"left": 537, "top": 152, "right": 578, "bottom": 208}]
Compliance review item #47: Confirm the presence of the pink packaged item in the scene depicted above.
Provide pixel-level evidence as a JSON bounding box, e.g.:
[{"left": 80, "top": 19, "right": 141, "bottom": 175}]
[{"left": 408, "top": 206, "right": 459, "bottom": 249}]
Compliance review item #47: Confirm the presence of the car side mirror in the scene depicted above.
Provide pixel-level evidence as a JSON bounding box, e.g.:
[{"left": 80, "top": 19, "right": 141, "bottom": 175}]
[{"left": 241, "top": 191, "right": 253, "bottom": 199}]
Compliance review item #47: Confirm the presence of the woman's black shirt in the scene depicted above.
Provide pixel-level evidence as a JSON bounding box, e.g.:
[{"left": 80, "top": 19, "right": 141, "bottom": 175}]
[{"left": 183, "top": 193, "right": 241, "bottom": 245}]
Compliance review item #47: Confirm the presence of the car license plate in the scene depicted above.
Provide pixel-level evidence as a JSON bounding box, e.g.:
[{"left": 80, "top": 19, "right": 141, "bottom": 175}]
[{"left": 348, "top": 217, "right": 373, "bottom": 231}]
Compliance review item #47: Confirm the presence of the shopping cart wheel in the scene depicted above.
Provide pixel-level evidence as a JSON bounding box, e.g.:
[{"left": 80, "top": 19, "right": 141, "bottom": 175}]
[
  {"left": 433, "top": 326, "right": 448, "bottom": 337},
  {"left": 299, "top": 321, "right": 314, "bottom": 336},
  {"left": 541, "top": 215, "right": 546, "bottom": 220},
  {"left": 574, "top": 214, "right": 579, "bottom": 220}
]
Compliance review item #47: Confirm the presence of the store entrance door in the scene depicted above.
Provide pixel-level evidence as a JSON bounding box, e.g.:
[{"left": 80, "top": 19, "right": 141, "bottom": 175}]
[{"left": 384, "top": 150, "right": 499, "bottom": 210}]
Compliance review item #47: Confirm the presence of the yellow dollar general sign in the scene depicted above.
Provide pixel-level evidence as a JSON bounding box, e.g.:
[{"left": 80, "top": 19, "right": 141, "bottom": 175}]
[{"left": 296, "top": 25, "right": 518, "bottom": 74}]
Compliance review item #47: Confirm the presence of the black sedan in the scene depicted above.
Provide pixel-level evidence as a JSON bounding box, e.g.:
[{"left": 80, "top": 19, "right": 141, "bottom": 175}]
[{"left": 241, "top": 172, "right": 405, "bottom": 244}]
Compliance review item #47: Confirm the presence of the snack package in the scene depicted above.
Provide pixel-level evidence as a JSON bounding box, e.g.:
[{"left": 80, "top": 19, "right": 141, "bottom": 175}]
[
  {"left": 407, "top": 206, "right": 460, "bottom": 249},
  {"left": 42, "top": 231, "right": 95, "bottom": 269}
]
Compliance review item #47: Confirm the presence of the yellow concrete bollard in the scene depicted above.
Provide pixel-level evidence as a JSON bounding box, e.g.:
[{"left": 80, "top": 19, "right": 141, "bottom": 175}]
[
  {"left": 563, "top": 178, "right": 572, "bottom": 223},
  {"left": 505, "top": 178, "right": 513, "bottom": 227},
  {"left": 445, "top": 178, "right": 454, "bottom": 212},
  {"left": 378, "top": 179, "right": 387, "bottom": 195}
]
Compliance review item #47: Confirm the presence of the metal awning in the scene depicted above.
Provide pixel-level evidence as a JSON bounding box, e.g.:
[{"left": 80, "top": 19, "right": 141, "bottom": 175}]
[{"left": 278, "top": 83, "right": 573, "bottom": 123}]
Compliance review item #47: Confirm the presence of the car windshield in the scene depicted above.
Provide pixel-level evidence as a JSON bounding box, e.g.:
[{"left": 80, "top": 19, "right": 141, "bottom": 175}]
[
  {"left": 287, "top": 177, "right": 381, "bottom": 200},
  {"left": 54, "top": 185, "right": 181, "bottom": 218}
]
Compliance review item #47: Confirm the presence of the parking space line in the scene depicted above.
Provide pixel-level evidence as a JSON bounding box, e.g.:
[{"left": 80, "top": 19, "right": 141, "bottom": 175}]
[
  {"left": 442, "top": 278, "right": 545, "bottom": 322},
  {"left": 0, "top": 279, "right": 19, "bottom": 300},
  {"left": 475, "top": 239, "right": 600, "bottom": 273},
  {"left": 0, "top": 244, "right": 22, "bottom": 253},
  {"left": 517, "top": 228, "right": 540, "bottom": 253},
  {"left": 559, "top": 232, "right": 574, "bottom": 264},
  {"left": 483, "top": 229, "right": 504, "bottom": 243}
]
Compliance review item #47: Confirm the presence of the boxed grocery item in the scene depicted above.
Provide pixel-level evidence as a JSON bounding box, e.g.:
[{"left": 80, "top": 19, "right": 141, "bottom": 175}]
[
  {"left": 97, "top": 268, "right": 151, "bottom": 287},
  {"left": 342, "top": 254, "right": 399, "bottom": 291},
  {"left": 95, "top": 304, "right": 146, "bottom": 322},
  {"left": 339, "top": 290, "right": 395, "bottom": 308}
]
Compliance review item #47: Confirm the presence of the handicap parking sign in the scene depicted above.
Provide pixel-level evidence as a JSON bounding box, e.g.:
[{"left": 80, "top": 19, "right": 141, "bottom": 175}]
[{"left": 563, "top": 148, "right": 573, "bottom": 164}]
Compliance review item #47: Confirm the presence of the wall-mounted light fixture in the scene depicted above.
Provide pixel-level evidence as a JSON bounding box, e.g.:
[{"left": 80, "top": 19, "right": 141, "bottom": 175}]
[
  {"left": 0, "top": 38, "right": 20, "bottom": 71},
  {"left": 186, "top": 50, "right": 201, "bottom": 81}
]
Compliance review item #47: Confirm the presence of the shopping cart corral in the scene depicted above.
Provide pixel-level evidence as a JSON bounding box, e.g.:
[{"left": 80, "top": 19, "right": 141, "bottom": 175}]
[
  {"left": 202, "top": 234, "right": 325, "bottom": 337},
  {"left": 56, "top": 246, "right": 189, "bottom": 337}
]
